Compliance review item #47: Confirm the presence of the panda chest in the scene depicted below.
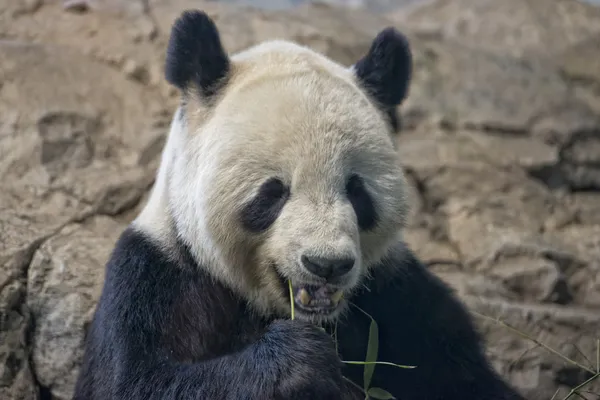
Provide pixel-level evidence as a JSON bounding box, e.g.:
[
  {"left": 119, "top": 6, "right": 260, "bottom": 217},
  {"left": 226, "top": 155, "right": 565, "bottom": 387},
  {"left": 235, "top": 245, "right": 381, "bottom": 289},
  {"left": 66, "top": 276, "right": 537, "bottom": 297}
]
[{"left": 162, "top": 278, "right": 267, "bottom": 363}]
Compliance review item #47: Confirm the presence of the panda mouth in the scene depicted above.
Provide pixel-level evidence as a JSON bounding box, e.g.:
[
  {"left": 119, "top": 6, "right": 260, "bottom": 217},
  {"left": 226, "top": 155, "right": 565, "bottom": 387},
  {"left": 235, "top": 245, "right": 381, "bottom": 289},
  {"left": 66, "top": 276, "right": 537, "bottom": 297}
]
[{"left": 289, "top": 283, "right": 344, "bottom": 315}]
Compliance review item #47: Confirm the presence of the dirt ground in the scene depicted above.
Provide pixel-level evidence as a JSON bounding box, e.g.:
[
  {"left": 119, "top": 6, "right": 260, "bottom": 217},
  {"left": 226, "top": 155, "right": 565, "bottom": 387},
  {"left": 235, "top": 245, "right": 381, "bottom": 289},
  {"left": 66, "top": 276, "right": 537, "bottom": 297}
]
[{"left": 1, "top": 0, "right": 600, "bottom": 399}]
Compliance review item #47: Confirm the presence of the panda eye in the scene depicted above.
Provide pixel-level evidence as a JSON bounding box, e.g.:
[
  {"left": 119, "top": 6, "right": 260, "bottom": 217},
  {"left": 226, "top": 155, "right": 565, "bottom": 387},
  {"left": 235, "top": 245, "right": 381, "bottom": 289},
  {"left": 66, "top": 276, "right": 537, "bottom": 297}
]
[
  {"left": 241, "top": 178, "right": 290, "bottom": 233},
  {"left": 345, "top": 174, "right": 377, "bottom": 231}
]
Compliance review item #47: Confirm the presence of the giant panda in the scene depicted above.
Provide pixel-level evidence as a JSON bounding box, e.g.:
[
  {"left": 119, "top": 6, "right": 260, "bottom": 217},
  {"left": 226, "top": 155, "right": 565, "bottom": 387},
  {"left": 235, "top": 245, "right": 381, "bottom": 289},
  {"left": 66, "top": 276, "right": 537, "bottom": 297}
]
[{"left": 73, "top": 10, "right": 525, "bottom": 400}]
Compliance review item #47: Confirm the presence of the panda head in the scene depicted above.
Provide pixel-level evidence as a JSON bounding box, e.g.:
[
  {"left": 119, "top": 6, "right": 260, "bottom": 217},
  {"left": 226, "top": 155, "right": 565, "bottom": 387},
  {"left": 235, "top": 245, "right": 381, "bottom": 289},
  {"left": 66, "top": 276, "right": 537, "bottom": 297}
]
[{"left": 160, "top": 10, "right": 412, "bottom": 323}]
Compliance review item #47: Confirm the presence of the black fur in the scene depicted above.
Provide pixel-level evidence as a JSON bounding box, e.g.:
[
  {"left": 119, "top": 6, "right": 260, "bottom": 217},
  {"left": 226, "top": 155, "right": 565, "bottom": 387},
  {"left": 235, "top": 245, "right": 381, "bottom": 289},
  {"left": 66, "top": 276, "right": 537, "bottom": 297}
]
[
  {"left": 387, "top": 107, "right": 401, "bottom": 132},
  {"left": 241, "top": 178, "right": 290, "bottom": 233},
  {"left": 336, "top": 247, "right": 525, "bottom": 399},
  {"left": 346, "top": 174, "right": 378, "bottom": 231},
  {"left": 165, "top": 10, "right": 230, "bottom": 98},
  {"left": 74, "top": 227, "right": 525, "bottom": 400},
  {"left": 354, "top": 27, "right": 412, "bottom": 133}
]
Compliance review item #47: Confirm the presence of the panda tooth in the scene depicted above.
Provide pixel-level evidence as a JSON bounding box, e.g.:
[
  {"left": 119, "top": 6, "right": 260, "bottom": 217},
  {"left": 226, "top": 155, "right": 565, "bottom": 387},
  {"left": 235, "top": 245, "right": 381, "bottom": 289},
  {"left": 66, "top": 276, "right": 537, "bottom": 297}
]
[
  {"left": 299, "top": 288, "right": 311, "bottom": 306},
  {"left": 331, "top": 290, "right": 344, "bottom": 305}
]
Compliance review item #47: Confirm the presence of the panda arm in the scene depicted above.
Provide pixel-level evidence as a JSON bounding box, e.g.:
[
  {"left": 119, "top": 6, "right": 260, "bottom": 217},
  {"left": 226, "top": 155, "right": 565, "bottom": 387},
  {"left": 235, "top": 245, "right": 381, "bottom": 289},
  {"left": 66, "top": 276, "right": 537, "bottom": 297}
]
[
  {"left": 76, "top": 228, "right": 348, "bottom": 400},
  {"left": 338, "top": 244, "right": 524, "bottom": 400},
  {"left": 79, "top": 228, "right": 277, "bottom": 399}
]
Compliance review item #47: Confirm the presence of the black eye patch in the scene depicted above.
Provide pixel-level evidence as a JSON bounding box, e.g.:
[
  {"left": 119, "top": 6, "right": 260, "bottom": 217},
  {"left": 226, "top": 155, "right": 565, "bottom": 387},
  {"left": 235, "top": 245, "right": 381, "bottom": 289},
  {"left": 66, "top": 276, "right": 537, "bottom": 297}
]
[
  {"left": 345, "top": 174, "right": 378, "bottom": 231},
  {"left": 241, "top": 178, "right": 290, "bottom": 233}
]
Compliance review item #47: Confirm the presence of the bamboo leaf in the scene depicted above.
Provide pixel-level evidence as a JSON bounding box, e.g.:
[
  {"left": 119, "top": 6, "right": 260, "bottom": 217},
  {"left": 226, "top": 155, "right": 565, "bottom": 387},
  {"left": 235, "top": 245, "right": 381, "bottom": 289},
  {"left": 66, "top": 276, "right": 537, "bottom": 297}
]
[
  {"left": 334, "top": 320, "right": 338, "bottom": 353},
  {"left": 342, "top": 361, "right": 416, "bottom": 369},
  {"left": 363, "top": 318, "right": 379, "bottom": 390},
  {"left": 288, "top": 280, "right": 295, "bottom": 320},
  {"left": 367, "top": 387, "right": 395, "bottom": 399}
]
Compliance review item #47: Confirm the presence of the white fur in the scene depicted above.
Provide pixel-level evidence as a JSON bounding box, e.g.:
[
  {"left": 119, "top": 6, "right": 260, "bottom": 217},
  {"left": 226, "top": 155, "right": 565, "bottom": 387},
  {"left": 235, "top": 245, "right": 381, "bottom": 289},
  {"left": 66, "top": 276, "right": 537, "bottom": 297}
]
[{"left": 133, "top": 108, "right": 181, "bottom": 245}]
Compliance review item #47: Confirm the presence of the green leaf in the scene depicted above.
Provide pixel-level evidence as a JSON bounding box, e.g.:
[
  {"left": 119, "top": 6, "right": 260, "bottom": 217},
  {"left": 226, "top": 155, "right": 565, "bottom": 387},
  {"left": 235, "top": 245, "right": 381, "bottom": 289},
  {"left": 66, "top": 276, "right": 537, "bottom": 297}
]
[
  {"left": 342, "top": 361, "right": 416, "bottom": 369},
  {"left": 363, "top": 317, "right": 379, "bottom": 391},
  {"left": 333, "top": 320, "right": 339, "bottom": 354},
  {"left": 367, "top": 387, "right": 395, "bottom": 399},
  {"left": 288, "top": 280, "right": 295, "bottom": 320}
]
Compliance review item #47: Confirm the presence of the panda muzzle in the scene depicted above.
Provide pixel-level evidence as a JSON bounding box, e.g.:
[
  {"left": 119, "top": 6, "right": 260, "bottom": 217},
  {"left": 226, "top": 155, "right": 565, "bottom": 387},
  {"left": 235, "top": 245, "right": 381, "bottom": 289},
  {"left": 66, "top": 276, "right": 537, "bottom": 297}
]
[{"left": 292, "top": 284, "right": 344, "bottom": 312}]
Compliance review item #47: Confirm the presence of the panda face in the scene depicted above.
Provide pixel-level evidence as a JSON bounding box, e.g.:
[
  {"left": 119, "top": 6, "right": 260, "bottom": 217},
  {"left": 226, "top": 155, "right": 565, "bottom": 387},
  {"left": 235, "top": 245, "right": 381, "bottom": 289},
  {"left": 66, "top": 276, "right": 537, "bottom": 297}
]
[
  {"left": 176, "top": 66, "right": 406, "bottom": 322},
  {"left": 163, "top": 12, "right": 412, "bottom": 322}
]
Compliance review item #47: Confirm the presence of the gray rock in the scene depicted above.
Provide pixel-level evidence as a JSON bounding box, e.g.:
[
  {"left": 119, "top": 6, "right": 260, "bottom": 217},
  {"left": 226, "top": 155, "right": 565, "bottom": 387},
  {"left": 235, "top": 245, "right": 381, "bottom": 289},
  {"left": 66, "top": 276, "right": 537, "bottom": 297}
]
[
  {"left": 0, "top": 39, "right": 164, "bottom": 400},
  {"left": 401, "top": 35, "right": 597, "bottom": 131},
  {"left": 27, "top": 217, "right": 126, "bottom": 400},
  {"left": 464, "top": 296, "right": 600, "bottom": 400},
  {"left": 396, "top": 0, "right": 600, "bottom": 58}
]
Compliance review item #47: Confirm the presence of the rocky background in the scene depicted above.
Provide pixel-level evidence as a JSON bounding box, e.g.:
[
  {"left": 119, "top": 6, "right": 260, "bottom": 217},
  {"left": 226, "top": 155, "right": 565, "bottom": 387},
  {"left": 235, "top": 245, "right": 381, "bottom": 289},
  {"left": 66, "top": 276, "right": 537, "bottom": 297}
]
[{"left": 1, "top": 0, "right": 600, "bottom": 399}]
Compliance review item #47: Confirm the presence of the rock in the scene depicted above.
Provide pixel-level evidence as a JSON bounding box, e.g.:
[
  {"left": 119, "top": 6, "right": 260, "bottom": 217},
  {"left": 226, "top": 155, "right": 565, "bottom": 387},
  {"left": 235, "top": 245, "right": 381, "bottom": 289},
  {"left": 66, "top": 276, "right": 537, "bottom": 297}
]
[
  {"left": 566, "top": 193, "right": 600, "bottom": 225},
  {"left": 411, "top": 164, "right": 558, "bottom": 233},
  {"left": 442, "top": 194, "right": 576, "bottom": 271},
  {"left": 556, "top": 36, "right": 600, "bottom": 105},
  {"left": 465, "top": 132, "right": 558, "bottom": 170},
  {"left": 395, "top": 0, "right": 600, "bottom": 195},
  {"left": 0, "top": 39, "right": 162, "bottom": 399},
  {"left": 525, "top": 128, "right": 600, "bottom": 192},
  {"left": 549, "top": 225, "right": 600, "bottom": 308},
  {"left": 0, "top": 41, "right": 161, "bottom": 208},
  {"left": 562, "top": 129, "right": 600, "bottom": 165},
  {"left": 397, "top": 130, "right": 488, "bottom": 170},
  {"left": 444, "top": 198, "right": 541, "bottom": 269},
  {"left": 437, "top": 271, "right": 517, "bottom": 301},
  {"left": 1, "top": 188, "right": 85, "bottom": 289},
  {"left": 63, "top": 0, "right": 90, "bottom": 13},
  {"left": 27, "top": 216, "right": 126, "bottom": 400},
  {"left": 0, "top": 0, "right": 163, "bottom": 96},
  {"left": 122, "top": 58, "right": 149, "bottom": 84},
  {"left": 488, "top": 259, "right": 571, "bottom": 305},
  {"left": 0, "top": 188, "right": 85, "bottom": 400},
  {"left": 397, "top": 129, "right": 558, "bottom": 170},
  {"left": 0, "top": 281, "right": 37, "bottom": 400},
  {"left": 1, "top": 0, "right": 43, "bottom": 17},
  {"left": 395, "top": 0, "right": 600, "bottom": 58},
  {"left": 403, "top": 227, "right": 460, "bottom": 269},
  {"left": 401, "top": 34, "right": 597, "bottom": 131},
  {"left": 464, "top": 296, "right": 600, "bottom": 400},
  {"left": 559, "top": 129, "right": 600, "bottom": 190}
]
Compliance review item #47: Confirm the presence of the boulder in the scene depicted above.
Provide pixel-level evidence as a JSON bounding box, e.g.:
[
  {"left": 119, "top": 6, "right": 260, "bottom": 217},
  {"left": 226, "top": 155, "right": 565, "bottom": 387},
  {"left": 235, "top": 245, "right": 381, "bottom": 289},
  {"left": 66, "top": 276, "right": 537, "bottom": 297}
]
[
  {"left": 27, "top": 217, "right": 126, "bottom": 400},
  {"left": 394, "top": 0, "right": 600, "bottom": 58},
  {"left": 0, "top": 37, "right": 164, "bottom": 400}
]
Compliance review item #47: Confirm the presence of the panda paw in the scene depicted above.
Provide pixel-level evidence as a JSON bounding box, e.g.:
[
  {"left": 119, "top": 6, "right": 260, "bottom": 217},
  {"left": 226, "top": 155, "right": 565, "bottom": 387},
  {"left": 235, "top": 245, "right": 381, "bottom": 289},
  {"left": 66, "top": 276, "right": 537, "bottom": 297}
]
[{"left": 261, "top": 319, "right": 347, "bottom": 399}]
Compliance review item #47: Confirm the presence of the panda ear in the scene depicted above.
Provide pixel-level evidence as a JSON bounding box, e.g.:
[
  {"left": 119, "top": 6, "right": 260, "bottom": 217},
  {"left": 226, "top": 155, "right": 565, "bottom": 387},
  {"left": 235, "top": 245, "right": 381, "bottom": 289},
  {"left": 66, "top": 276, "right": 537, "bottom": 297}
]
[
  {"left": 165, "top": 10, "right": 230, "bottom": 99},
  {"left": 353, "top": 27, "right": 412, "bottom": 108}
]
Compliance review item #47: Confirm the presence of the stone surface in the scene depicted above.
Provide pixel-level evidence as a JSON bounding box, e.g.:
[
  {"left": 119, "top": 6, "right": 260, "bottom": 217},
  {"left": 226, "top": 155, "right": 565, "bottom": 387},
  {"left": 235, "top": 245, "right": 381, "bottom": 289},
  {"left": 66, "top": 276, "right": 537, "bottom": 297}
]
[
  {"left": 465, "top": 296, "right": 600, "bottom": 400},
  {"left": 0, "top": 0, "right": 599, "bottom": 399},
  {"left": 401, "top": 35, "right": 599, "bottom": 132},
  {"left": 0, "top": 187, "right": 84, "bottom": 400},
  {"left": 27, "top": 216, "right": 126, "bottom": 400},
  {"left": 0, "top": 26, "right": 164, "bottom": 400},
  {"left": 395, "top": 0, "right": 600, "bottom": 58},
  {"left": 0, "top": 280, "right": 38, "bottom": 400}
]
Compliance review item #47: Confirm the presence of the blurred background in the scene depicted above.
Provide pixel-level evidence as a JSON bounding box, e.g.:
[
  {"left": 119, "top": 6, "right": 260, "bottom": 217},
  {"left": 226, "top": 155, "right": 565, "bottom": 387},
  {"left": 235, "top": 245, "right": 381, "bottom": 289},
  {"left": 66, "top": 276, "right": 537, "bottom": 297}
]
[{"left": 1, "top": 0, "right": 600, "bottom": 399}]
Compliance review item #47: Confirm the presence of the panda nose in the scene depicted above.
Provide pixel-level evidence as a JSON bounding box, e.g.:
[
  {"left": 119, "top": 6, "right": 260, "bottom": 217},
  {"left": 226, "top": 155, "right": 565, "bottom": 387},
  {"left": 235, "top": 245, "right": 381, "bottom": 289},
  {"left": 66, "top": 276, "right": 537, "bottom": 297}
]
[{"left": 301, "top": 255, "right": 355, "bottom": 280}]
